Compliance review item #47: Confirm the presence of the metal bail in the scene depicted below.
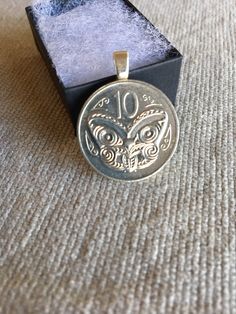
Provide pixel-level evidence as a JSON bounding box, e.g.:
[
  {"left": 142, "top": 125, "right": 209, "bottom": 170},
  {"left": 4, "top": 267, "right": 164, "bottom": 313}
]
[{"left": 113, "top": 51, "right": 129, "bottom": 80}]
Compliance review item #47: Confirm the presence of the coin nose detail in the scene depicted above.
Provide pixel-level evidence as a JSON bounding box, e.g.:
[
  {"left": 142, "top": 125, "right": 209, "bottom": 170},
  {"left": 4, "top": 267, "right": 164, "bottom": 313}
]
[
  {"left": 122, "top": 150, "right": 138, "bottom": 173},
  {"left": 122, "top": 139, "right": 140, "bottom": 173},
  {"left": 113, "top": 51, "right": 129, "bottom": 80},
  {"left": 124, "top": 139, "right": 134, "bottom": 151}
]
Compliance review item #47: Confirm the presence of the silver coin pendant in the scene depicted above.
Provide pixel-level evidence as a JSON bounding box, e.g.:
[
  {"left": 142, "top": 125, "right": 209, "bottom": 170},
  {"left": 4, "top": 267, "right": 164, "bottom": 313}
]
[{"left": 77, "top": 51, "right": 179, "bottom": 181}]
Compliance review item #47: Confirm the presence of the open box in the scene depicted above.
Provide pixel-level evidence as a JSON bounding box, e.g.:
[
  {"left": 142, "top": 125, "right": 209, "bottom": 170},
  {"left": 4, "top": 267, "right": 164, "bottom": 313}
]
[{"left": 25, "top": 0, "right": 182, "bottom": 130}]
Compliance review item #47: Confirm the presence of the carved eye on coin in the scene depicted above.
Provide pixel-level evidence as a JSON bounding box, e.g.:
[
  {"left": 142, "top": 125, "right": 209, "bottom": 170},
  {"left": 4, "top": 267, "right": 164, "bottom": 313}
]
[{"left": 77, "top": 51, "right": 179, "bottom": 181}]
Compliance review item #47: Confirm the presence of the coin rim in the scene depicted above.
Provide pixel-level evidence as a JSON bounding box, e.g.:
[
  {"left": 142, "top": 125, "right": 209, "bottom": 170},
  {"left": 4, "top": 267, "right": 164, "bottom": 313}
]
[{"left": 77, "top": 79, "right": 179, "bottom": 182}]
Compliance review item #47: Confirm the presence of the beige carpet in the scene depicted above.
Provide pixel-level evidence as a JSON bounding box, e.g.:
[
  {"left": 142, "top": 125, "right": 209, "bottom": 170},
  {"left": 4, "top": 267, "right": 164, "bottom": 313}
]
[{"left": 0, "top": 0, "right": 236, "bottom": 313}]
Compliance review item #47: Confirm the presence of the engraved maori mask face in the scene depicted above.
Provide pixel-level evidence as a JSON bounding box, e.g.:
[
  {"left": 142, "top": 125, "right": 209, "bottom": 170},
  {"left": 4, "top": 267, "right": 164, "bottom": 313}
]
[{"left": 85, "top": 105, "right": 171, "bottom": 173}]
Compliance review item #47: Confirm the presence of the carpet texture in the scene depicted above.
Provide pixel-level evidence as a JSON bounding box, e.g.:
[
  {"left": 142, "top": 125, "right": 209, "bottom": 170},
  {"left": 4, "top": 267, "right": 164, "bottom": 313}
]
[{"left": 0, "top": 0, "right": 235, "bottom": 313}]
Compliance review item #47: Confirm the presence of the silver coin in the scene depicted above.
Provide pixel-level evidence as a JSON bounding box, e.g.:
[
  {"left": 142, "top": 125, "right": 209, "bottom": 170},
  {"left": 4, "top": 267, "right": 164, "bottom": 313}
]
[{"left": 77, "top": 79, "right": 179, "bottom": 181}]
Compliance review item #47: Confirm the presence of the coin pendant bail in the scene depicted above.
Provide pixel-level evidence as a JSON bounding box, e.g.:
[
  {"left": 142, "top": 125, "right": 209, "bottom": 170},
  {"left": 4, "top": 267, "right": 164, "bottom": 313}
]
[
  {"left": 113, "top": 51, "right": 129, "bottom": 80},
  {"left": 77, "top": 51, "right": 179, "bottom": 181}
]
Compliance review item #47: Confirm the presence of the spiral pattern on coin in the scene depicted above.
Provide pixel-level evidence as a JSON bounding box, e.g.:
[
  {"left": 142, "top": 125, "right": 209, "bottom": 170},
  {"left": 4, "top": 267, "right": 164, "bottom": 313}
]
[
  {"left": 143, "top": 144, "right": 159, "bottom": 160},
  {"left": 139, "top": 125, "right": 159, "bottom": 143},
  {"left": 95, "top": 127, "right": 122, "bottom": 146},
  {"left": 100, "top": 147, "right": 116, "bottom": 163}
]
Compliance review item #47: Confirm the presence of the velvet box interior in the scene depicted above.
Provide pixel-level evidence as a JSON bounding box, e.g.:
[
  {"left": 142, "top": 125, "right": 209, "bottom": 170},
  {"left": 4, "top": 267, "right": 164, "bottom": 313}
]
[{"left": 25, "top": 0, "right": 182, "bottom": 130}]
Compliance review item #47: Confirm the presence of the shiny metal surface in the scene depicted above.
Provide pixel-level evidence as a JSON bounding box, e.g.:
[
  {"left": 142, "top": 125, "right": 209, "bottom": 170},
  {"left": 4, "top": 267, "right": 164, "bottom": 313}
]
[
  {"left": 77, "top": 79, "right": 179, "bottom": 181},
  {"left": 113, "top": 51, "right": 129, "bottom": 80}
]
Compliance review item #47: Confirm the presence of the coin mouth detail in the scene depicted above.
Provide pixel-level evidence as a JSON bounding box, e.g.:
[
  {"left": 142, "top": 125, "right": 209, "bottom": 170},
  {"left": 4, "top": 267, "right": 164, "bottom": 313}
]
[{"left": 100, "top": 142, "right": 159, "bottom": 173}]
